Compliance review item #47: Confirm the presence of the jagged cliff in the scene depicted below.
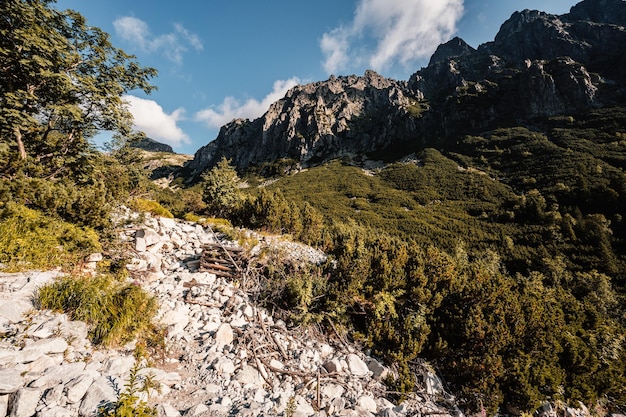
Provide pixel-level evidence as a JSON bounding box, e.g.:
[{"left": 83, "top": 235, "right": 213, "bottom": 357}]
[
  {"left": 187, "top": 70, "right": 419, "bottom": 175},
  {"left": 186, "top": 0, "right": 626, "bottom": 178}
]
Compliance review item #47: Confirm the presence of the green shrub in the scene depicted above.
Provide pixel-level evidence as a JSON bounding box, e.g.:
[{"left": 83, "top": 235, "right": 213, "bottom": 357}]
[
  {"left": 36, "top": 274, "right": 160, "bottom": 347},
  {"left": 128, "top": 198, "right": 174, "bottom": 218},
  {"left": 0, "top": 203, "right": 101, "bottom": 271}
]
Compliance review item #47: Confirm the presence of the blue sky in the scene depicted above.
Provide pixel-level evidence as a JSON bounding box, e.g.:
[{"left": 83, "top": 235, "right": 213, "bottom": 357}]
[{"left": 55, "top": 0, "right": 578, "bottom": 154}]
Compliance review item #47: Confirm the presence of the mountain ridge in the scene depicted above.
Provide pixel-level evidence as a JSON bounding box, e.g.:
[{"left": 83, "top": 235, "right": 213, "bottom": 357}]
[{"left": 184, "top": 0, "right": 626, "bottom": 180}]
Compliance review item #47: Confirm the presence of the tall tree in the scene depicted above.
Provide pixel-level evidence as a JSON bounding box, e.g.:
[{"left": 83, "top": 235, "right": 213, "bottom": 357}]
[{"left": 0, "top": 0, "right": 156, "bottom": 175}]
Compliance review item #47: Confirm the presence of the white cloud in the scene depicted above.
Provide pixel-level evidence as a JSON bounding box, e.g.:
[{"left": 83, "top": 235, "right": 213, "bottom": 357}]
[
  {"left": 113, "top": 16, "right": 203, "bottom": 64},
  {"left": 321, "top": 0, "right": 464, "bottom": 74},
  {"left": 194, "top": 77, "right": 301, "bottom": 128},
  {"left": 124, "top": 95, "right": 190, "bottom": 147}
]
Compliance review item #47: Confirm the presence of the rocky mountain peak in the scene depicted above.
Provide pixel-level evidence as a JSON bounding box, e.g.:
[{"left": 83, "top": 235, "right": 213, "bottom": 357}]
[
  {"left": 428, "top": 37, "right": 475, "bottom": 67},
  {"left": 185, "top": 71, "right": 419, "bottom": 179},
  {"left": 566, "top": 0, "right": 626, "bottom": 26}
]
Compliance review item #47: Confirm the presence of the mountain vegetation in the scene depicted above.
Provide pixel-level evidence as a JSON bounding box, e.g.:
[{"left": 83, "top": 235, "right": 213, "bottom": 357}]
[{"left": 1, "top": 0, "right": 626, "bottom": 415}]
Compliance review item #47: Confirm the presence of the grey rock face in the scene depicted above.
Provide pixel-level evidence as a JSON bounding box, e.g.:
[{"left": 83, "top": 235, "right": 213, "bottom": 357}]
[{"left": 186, "top": 70, "right": 420, "bottom": 178}]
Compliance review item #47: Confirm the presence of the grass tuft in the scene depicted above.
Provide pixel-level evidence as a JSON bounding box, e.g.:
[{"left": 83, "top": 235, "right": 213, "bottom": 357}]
[{"left": 35, "top": 274, "right": 160, "bottom": 347}]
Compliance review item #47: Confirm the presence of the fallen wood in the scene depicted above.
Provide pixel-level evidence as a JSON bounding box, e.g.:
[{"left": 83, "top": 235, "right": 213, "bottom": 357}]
[
  {"left": 199, "top": 269, "right": 234, "bottom": 278},
  {"left": 201, "top": 262, "right": 233, "bottom": 272}
]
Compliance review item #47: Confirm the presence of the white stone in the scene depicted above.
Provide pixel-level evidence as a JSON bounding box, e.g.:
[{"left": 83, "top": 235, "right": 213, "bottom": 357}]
[
  {"left": 235, "top": 365, "right": 262, "bottom": 386},
  {"left": 22, "top": 354, "right": 62, "bottom": 374},
  {"left": 160, "top": 305, "right": 190, "bottom": 336},
  {"left": 229, "top": 316, "right": 248, "bottom": 328},
  {"left": 8, "top": 387, "right": 44, "bottom": 417},
  {"left": 141, "top": 252, "right": 162, "bottom": 271},
  {"left": 0, "top": 349, "right": 43, "bottom": 367},
  {"left": 136, "top": 228, "right": 161, "bottom": 247},
  {"left": 0, "top": 395, "right": 8, "bottom": 417},
  {"left": 126, "top": 258, "right": 148, "bottom": 272},
  {"left": 138, "top": 368, "right": 181, "bottom": 386},
  {"left": 186, "top": 403, "right": 208, "bottom": 416},
  {"left": 42, "top": 383, "right": 64, "bottom": 408},
  {"left": 0, "top": 369, "right": 24, "bottom": 394},
  {"left": 358, "top": 396, "right": 378, "bottom": 413},
  {"left": 64, "top": 374, "right": 94, "bottom": 404},
  {"left": 319, "top": 343, "right": 334, "bottom": 358},
  {"left": 159, "top": 403, "right": 181, "bottom": 417},
  {"left": 78, "top": 377, "right": 117, "bottom": 417},
  {"left": 346, "top": 354, "right": 370, "bottom": 377},
  {"left": 205, "top": 384, "right": 221, "bottom": 394},
  {"left": 159, "top": 217, "right": 177, "bottom": 229},
  {"left": 38, "top": 405, "right": 75, "bottom": 417},
  {"left": 214, "top": 323, "right": 234, "bottom": 347},
  {"left": 214, "top": 357, "right": 235, "bottom": 375},
  {"left": 322, "top": 383, "right": 345, "bottom": 399},
  {"left": 102, "top": 356, "right": 135, "bottom": 377},
  {"left": 26, "top": 337, "right": 68, "bottom": 354},
  {"left": 86, "top": 253, "right": 103, "bottom": 263},
  {"left": 135, "top": 237, "right": 147, "bottom": 252},
  {"left": 294, "top": 395, "right": 316, "bottom": 417},
  {"left": 269, "top": 359, "right": 284, "bottom": 370},
  {"left": 30, "top": 362, "right": 86, "bottom": 389},
  {"left": 202, "top": 321, "right": 220, "bottom": 333}
]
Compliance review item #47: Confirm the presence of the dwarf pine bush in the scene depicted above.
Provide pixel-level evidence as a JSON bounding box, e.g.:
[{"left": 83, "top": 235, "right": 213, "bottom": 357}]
[{"left": 0, "top": 203, "right": 101, "bottom": 272}]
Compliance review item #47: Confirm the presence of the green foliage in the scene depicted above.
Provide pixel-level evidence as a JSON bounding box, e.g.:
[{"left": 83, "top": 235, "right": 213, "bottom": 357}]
[
  {"left": 0, "top": 0, "right": 156, "bottom": 169},
  {"left": 128, "top": 198, "right": 174, "bottom": 218},
  {"left": 100, "top": 362, "right": 158, "bottom": 417},
  {"left": 36, "top": 274, "right": 160, "bottom": 347},
  {"left": 0, "top": 1, "right": 156, "bottom": 230},
  {"left": 202, "top": 157, "right": 244, "bottom": 217},
  {"left": 257, "top": 251, "right": 328, "bottom": 324},
  {"left": 0, "top": 203, "right": 101, "bottom": 271}
]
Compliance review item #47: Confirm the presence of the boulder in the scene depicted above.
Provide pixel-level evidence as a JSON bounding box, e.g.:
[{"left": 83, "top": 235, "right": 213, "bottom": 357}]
[
  {"left": 30, "top": 362, "right": 86, "bottom": 389},
  {"left": 78, "top": 377, "right": 118, "bottom": 417},
  {"left": 159, "top": 403, "right": 181, "bottom": 417},
  {"left": 0, "top": 369, "right": 24, "bottom": 394},
  {"left": 358, "top": 396, "right": 378, "bottom": 413},
  {"left": 37, "top": 405, "right": 75, "bottom": 417},
  {"left": 102, "top": 356, "right": 135, "bottom": 377},
  {"left": 64, "top": 374, "right": 95, "bottom": 404},
  {"left": 214, "top": 323, "right": 234, "bottom": 347},
  {"left": 136, "top": 228, "right": 162, "bottom": 247},
  {"left": 346, "top": 354, "right": 370, "bottom": 377},
  {"left": 367, "top": 358, "right": 388, "bottom": 379},
  {"left": 0, "top": 395, "right": 8, "bottom": 417},
  {"left": 26, "top": 337, "right": 68, "bottom": 354},
  {"left": 9, "top": 387, "right": 44, "bottom": 417}
]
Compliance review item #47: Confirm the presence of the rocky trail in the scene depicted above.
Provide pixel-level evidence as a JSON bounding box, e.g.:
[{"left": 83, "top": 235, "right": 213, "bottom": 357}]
[{"left": 0, "top": 212, "right": 461, "bottom": 417}]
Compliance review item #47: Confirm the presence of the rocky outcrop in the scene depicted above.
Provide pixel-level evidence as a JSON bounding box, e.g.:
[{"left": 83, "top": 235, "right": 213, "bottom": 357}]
[
  {"left": 185, "top": 0, "right": 626, "bottom": 178},
  {"left": 566, "top": 0, "right": 626, "bottom": 26},
  {"left": 0, "top": 212, "right": 461, "bottom": 417},
  {"left": 132, "top": 138, "right": 175, "bottom": 153},
  {"left": 186, "top": 70, "right": 421, "bottom": 177}
]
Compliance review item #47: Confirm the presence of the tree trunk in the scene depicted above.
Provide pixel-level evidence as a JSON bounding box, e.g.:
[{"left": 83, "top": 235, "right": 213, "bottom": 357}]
[{"left": 14, "top": 126, "right": 26, "bottom": 160}]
